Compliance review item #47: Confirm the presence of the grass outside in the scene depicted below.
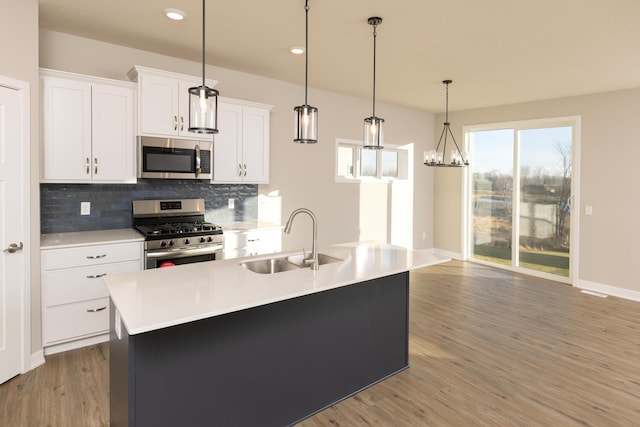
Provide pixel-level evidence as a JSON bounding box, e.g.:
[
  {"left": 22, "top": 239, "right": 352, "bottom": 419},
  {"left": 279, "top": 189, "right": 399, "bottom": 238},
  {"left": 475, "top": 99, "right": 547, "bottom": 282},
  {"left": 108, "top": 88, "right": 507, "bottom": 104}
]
[{"left": 473, "top": 244, "right": 569, "bottom": 277}]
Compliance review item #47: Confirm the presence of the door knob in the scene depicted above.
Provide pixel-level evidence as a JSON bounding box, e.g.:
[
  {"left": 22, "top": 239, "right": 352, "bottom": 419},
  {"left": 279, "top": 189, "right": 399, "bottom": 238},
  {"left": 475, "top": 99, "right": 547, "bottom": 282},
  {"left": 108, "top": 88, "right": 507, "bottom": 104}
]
[{"left": 3, "top": 242, "right": 23, "bottom": 253}]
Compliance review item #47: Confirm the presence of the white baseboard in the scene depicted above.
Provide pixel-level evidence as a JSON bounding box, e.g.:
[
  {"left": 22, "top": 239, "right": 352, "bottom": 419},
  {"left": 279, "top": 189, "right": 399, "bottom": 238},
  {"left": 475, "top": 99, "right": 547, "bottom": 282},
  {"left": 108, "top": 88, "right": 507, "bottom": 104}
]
[
  {"left": 577, "top": 279, "right": 640, "bottom": 303},
  {"left": 432, "top": 248, "right": 463, "bottom": 260},
  {"left": 29, "top": 350, "right": 45, "bottom": 371},
  {"left": 43, "top": 333, "right": 109, "bottom": 356}
]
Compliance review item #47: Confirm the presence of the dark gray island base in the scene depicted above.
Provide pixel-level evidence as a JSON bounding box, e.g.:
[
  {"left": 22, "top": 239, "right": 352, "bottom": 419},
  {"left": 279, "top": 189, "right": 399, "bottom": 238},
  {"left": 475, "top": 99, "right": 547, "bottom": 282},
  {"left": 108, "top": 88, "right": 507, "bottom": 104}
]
[{"left": 110, "top": 272, "right": 409, "bottom": 427}]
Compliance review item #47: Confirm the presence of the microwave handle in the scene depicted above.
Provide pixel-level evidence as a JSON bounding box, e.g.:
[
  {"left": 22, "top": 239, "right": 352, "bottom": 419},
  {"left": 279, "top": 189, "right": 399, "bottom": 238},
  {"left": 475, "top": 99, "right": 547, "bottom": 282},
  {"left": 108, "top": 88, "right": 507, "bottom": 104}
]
[{"left": 195, "top": 144, "right": 201, "bottom": 178}]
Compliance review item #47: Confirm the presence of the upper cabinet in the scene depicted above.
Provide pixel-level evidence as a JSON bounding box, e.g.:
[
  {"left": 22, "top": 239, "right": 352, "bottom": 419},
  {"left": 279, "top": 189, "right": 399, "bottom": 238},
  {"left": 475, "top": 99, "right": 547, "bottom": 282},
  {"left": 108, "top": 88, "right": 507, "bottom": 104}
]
[
  {"left": 41, "top": 69, "right": 136, "bottom": 183},
  {"left": 214, "top": 97, "right": 272, "bottom": 184},
  {"left": 128, "top": 66, "right": 217, "bottom": 142}
]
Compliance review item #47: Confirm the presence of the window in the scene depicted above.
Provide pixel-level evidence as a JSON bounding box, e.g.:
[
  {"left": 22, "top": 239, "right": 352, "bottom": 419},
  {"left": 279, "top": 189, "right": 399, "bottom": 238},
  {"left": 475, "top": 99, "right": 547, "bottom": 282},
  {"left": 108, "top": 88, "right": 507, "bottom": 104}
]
[
  {"left": 465, "top": 116, "right": 579, "bottom": 282},
  {"left": 335, "top": 138, "right": 408, "bottom": 182}
]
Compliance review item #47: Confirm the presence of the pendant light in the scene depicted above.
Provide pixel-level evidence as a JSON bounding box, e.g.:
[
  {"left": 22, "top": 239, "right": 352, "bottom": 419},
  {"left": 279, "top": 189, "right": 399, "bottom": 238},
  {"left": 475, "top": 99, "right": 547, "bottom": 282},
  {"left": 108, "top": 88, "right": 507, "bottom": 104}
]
[
  {"left": 363, "top": 17, "right": 384, "bottom": 150},
  {"left": 294, "top": 0, "right": 318, "bottom": 143},
  {"left": 424, "top": 80, "right": 468, "bottom": 166},
  {"left": 188, "top": 0, "right": 219, "bottom": 134}
]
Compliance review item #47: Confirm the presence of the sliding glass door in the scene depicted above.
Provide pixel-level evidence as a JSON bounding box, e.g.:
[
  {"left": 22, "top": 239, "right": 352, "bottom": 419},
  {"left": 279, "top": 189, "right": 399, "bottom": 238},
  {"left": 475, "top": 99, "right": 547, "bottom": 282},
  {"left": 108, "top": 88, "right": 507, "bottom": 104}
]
[{"left": 468, "top": 118, "right": 577, "bottom": 281}]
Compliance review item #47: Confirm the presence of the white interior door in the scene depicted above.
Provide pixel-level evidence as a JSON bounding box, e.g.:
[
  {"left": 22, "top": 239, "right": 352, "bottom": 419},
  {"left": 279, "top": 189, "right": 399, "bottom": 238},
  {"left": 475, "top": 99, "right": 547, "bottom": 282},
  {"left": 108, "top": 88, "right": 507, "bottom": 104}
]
[{"left": 0, "top": 82, "right": 27, "bottom": 384}]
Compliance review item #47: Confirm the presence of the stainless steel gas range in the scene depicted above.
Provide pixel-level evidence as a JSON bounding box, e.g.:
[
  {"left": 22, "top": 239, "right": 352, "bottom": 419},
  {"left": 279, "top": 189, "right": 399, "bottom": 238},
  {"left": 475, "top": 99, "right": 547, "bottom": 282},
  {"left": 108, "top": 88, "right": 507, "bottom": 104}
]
[{"left": 133, "top": 198, "right": 224, "bottom": 269}]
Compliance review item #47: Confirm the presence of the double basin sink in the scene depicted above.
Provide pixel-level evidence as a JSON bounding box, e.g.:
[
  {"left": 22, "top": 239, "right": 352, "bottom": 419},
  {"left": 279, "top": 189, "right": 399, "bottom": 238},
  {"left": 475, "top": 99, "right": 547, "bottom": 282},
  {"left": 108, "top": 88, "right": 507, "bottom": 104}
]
[{"left": 240, "top": 252, "right": 342, "bottom": 274}]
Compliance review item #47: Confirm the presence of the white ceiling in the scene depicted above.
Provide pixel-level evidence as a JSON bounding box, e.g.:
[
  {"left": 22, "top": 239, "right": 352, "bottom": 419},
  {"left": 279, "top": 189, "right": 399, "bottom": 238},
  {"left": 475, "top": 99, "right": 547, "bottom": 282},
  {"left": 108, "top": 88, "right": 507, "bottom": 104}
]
[{"left": 38, "top": 0, "right": 640, "bottom": 113}]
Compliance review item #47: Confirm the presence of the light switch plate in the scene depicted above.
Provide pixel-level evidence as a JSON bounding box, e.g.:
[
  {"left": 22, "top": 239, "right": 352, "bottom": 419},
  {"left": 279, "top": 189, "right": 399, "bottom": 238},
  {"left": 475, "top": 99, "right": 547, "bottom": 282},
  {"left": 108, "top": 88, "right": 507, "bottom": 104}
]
[
  {"left": 228, "top": 198, "right": 235, "bottom": 209},
  {"left": 80, "top": 202, "right": 91, "bottom": 215}
]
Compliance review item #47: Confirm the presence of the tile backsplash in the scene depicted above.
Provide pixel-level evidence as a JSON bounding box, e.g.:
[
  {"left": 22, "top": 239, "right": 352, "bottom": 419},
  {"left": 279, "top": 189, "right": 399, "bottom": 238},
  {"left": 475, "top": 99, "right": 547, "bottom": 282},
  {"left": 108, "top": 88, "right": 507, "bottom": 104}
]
[{"left": 40, "top": 180, "right": 258, "bottom": 234}]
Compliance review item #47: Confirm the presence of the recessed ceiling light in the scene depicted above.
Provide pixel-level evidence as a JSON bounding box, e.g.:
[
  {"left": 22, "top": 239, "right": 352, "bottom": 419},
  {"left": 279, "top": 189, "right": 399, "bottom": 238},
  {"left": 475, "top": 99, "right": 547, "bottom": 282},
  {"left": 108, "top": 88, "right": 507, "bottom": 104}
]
[
  {"left": 163, "top": 8, "right": 186, "bottom": 20},
  {"left": 290, "top": 46, "right": 305, "bottom": 55}
]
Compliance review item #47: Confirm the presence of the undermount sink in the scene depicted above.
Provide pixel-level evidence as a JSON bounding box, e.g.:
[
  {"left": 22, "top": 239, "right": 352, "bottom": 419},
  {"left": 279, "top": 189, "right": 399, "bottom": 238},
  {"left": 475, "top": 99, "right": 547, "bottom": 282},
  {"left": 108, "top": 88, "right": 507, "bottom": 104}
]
[
  {"left": 240, "top": 253, "right": 343, "bottom": 274},
  {"left": 240, "top": 257, "right": 299, "bottom": 274},
  {"left": 286, "top": 253, "right": 342, "bottom": 267}
]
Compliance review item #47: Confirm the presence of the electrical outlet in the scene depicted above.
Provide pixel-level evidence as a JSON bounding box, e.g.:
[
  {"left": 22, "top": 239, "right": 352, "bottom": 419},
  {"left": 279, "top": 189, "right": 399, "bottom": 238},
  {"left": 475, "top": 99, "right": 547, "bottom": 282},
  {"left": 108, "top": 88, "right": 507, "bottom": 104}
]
[
  {"left": 585, "top": 205, "right": 593, "bottom": 216},
  {"left": 228, "top": 198, "right": 235, "bottom": 209},
  {"left": 80, "top": 202, "right": 91, "bottom": 216},
  {"left": 422, "top": 231, "right": 427, "bottom": 239}
]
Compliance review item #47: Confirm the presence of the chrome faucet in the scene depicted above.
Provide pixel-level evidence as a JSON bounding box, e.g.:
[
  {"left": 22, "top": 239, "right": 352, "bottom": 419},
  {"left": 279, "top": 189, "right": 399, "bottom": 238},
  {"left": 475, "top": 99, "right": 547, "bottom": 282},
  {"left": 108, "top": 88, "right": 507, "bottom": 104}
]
[{"left": 284, "top": 208, "right": 318, "bottom": 270}]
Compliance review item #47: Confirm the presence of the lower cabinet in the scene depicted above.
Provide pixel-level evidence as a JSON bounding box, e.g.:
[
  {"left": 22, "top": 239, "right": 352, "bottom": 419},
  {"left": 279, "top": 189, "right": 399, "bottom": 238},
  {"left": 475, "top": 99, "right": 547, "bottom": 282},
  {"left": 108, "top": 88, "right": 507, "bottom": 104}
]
[
  {"left": 224, "top": 228, "right": 282, "bottom": 259},
  {"left": 42, "top": 241, "right": 143, "bottom": 354}
]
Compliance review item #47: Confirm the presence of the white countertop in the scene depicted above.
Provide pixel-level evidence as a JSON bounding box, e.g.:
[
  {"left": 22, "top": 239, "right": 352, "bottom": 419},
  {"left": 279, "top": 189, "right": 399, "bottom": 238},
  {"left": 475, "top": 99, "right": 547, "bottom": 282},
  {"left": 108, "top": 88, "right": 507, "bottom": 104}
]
[
  {"left": 104, "top": 242, "right": 450, "bottom": 335},
  {"left": 218, "top": 221, "right": 283, "bottom": 232},
  {"left": 41, "top": 228, "right": 144, "bottom": 249}
]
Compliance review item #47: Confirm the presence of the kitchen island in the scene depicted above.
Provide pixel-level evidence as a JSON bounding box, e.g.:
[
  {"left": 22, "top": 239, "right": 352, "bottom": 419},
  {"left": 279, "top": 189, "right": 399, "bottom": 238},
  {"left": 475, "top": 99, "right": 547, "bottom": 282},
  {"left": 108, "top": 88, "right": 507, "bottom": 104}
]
[{"left": 105, "top": 242, "right": 448, "bottom": 427}]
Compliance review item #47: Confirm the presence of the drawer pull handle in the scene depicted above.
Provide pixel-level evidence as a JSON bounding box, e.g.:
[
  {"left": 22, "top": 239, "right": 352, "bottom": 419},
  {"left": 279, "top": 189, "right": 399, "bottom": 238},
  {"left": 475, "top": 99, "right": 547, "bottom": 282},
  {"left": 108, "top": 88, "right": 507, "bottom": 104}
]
[
  {"left": 87, "top": 306, "right": 107, "bottom": 313},
  {"left": 86, "top": 254, "right": 107, "bottom": 259},
  {"left": 86, "top": 273, "right": 107, "bottom": 279}
]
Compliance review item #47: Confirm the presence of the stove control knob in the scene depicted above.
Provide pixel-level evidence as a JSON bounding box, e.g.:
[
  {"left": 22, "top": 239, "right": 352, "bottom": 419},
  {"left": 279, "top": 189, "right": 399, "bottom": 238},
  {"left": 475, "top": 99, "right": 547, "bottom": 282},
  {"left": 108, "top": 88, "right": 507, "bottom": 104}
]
[
  {"left": 184, "top": 239, "right": 190, "bottom": 245},
  {"left": 199, "top": 237, "right": 206, "bottom": 243},
  {"left": 160, "top": 241, "right": 167, "bottom": 248},
  {"left": 168, "top": 240, "right": 174, "bottom": 247}
]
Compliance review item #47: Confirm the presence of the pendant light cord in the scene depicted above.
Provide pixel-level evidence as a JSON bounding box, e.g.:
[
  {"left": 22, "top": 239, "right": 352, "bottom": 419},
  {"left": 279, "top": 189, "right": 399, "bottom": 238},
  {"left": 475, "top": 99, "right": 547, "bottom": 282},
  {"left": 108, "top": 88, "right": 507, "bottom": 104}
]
[
  {"left": 372, "top": 22, "right": 377, "bottom": 118},
  {"left": 304, "top": 0, "right": 309, "bottom": 106},
  {"left": 201, "top": 0, "right": 206, "bottom": 86}
]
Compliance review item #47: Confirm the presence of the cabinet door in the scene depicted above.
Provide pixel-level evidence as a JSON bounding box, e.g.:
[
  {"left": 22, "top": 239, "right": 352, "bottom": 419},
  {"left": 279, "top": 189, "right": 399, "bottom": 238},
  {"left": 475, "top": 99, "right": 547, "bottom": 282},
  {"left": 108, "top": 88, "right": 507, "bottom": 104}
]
[
  {"left": 138, "top": 73, "right": 180, "bottom": 137},
  {"left": 91, "top": 83, "right": 135, "bottom": 181},
  {"left": 242, "top": 106, "right": 270, "bottom": 183},
  {"left": 213, "top": 102, "right": 243, "bottom": 182},
  {"left": 42, "top": 77, "right": 92, "bottom": 181}
]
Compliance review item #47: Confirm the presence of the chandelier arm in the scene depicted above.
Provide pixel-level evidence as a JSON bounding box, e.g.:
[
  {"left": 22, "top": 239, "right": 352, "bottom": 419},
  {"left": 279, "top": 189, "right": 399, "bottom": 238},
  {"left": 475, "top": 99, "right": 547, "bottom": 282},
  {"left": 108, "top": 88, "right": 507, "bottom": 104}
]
[
  {"left": 446, "top": 126, "right": 468, "bottom": 162},
  {"left": 434, "top": 125, "right": 448, "bottom": 152}
]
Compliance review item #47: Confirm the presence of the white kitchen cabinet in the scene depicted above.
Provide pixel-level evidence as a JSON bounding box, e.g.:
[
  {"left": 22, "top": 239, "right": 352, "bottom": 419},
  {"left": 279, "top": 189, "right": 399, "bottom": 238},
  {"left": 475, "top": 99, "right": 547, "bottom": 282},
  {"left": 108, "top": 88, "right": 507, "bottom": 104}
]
[
  {"left": 128, "top": 65, "right": 217, "bottom": 142},
  {"left": 41, "top": 241, "right": 143, "bottom": 355},
  {"left": 41, "top": 69, "right": 136, "bottom": 183},
  {"left": 224, "top": 227, "right": 282, "bottom": 259},
  {"left": 213, "top": 98, "right": 271, "bottom": 183}
]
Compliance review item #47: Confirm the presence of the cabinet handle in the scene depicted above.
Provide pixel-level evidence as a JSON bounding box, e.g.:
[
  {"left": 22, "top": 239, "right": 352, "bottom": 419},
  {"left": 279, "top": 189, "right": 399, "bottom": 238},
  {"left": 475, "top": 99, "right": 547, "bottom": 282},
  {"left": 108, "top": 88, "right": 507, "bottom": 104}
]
[
  {"left": 94, "top": 157, "right": 98, "bottom": 175},
  {"left": 86, "top": 254, "right": 107, "bottom": 259},
  {"left": 86, "top": 158, "right": 90, "bottom": 175},
  {"left": 238, "top": 163, "right": 242, "bottom": 177},
  {"left": 180, "top": 116, "right": 184, "bottom": 131},
  {"left": 86, "top": 306, "right": 107, "bottom": 313},
  {"left": 174, "top": 115, "right": 178, "bottom": 131},
  {"left": 86, "top": 273, "right": 107, "bottom": 279},
  {"left": 244, "top": 164, "right": 247, "bottom": 177}
]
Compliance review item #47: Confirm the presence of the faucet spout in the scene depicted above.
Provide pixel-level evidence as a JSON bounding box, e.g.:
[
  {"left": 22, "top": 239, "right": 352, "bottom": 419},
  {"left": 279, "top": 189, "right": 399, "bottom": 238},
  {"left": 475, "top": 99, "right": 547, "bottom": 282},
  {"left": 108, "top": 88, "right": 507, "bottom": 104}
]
[{"left": 284, "top": 208, "right": 318, "bottom": 270}]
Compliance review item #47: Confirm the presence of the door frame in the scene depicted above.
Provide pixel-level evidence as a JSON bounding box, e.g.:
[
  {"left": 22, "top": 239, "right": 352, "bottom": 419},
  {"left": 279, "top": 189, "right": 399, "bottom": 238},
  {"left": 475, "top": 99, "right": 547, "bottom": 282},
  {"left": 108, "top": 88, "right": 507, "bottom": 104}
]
[
  {"left": 0, "top": 74, "right": 31, "bottom": 374},
  {"left": 463, "top": 116, "right": 581, "bottom": 286}
]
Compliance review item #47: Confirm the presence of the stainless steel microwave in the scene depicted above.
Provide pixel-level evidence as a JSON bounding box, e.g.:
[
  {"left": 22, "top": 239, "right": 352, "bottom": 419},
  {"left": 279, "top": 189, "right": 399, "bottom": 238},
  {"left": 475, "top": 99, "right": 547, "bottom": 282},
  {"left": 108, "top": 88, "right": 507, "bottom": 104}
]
[{"left": 137, "top": 136, "right": 212, "bottom": 180}]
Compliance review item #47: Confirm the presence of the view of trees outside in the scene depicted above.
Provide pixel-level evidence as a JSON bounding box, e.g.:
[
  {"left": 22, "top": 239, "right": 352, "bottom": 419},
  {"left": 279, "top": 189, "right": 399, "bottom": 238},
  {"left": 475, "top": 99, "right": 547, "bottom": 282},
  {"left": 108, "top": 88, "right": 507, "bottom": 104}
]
[{"left": 471, "top": 126, "right": 572, "bottom": 277}]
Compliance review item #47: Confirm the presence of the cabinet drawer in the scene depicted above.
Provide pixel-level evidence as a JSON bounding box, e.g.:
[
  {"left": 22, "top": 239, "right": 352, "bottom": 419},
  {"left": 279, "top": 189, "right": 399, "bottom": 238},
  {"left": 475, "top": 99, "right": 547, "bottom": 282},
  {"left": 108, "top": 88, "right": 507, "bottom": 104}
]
[
  {"left": 44, "top": 260, "right": 141, "bottom": 307},
  {"left": 44, "top": 297, "right": 109, "bottom": 345},
  {"left": 42, "top": 242, "right": 141, "bottom": 270}
]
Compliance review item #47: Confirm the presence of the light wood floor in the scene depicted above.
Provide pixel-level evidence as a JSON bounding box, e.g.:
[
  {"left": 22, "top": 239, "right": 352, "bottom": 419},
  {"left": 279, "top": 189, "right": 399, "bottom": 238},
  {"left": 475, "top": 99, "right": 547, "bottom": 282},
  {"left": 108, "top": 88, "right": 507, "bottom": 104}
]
[{"left": 2, "top": 261, "right": 639, "bottom": 426}]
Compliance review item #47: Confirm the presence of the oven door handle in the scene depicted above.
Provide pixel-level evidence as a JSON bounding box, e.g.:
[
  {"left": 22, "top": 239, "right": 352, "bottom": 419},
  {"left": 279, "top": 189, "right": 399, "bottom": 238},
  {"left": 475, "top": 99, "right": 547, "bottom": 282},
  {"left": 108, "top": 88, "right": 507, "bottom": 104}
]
[{"left": 146, "top": 244, "right": 224, "bottom": 260}]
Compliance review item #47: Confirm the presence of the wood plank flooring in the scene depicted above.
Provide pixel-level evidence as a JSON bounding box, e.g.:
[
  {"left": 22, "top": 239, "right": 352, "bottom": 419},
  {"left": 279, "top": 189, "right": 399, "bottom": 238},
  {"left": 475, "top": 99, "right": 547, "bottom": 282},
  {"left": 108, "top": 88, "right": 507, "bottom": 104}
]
[{"left": 2, "top": 261, "right": 639, "bottom": 426}]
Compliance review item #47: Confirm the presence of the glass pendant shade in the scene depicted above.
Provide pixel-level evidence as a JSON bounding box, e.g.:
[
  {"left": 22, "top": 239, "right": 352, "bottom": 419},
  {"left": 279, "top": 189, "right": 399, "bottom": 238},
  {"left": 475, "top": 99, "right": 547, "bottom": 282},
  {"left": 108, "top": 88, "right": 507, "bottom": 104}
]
[
  {"left": 363, "top": 17, "right": 384, "bottom": 150},
  {"left": 363, "top": 116, "right": 384, "bottom": 149},
  {"left": 294, "top": 104, "right": 318, "bottom": 143},
  {"left": 188, "top": 84, "right": 219, "bottom": 134},
  {"left": 294, "top": 0, "right": 318, "bottom": 144},
  {"left": 188, "top": 0, "right": 219, "bottom": 134}
]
